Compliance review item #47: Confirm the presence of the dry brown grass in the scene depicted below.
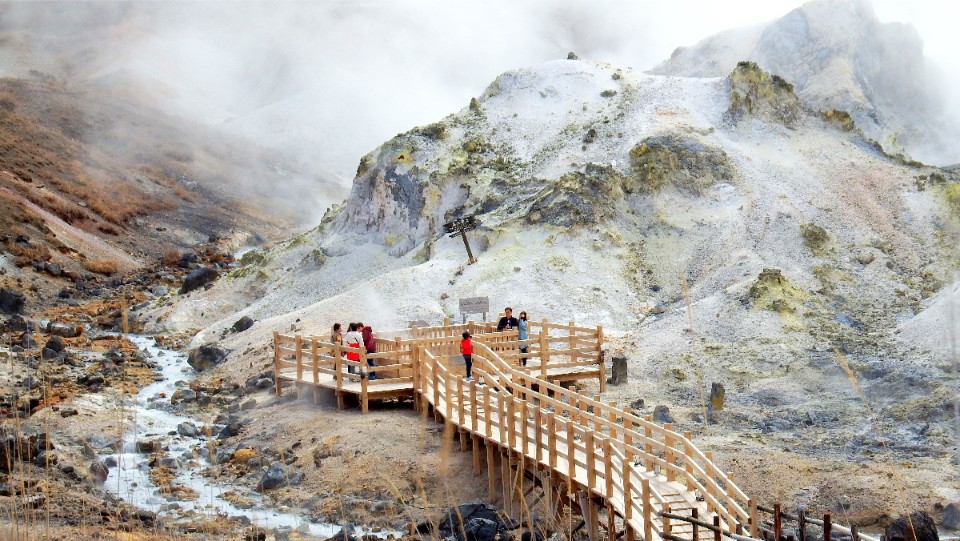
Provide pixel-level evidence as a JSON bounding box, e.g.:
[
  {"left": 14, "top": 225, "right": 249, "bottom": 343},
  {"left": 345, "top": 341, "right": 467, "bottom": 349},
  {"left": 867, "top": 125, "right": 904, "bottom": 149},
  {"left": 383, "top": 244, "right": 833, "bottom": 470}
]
[
  {"left": 161, "top": 244, "right": 182, "bottom": 265},
  {"left": 83, "top": 257, "right": 119, "bottom": 275}
]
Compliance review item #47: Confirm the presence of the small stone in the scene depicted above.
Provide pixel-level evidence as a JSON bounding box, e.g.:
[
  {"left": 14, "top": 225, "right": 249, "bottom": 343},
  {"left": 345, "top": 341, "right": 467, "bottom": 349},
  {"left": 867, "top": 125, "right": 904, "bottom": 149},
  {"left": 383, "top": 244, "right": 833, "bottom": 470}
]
[
  {"left": 232, "top": 316, "right": 254, "bottom": 333},
  {"left": 943, "top": 502, "right": 960, "bottom": 529},
  {"left": 652, "top": 405, "right": 674, "bottom": 423}
]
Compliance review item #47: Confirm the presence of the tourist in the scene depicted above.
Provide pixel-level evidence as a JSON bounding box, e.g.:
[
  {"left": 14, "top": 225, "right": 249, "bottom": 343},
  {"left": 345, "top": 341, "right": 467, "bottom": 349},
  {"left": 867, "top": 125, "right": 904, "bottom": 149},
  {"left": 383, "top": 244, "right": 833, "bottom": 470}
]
[
  {"left": 343, "top": 322, "right": 364, "bottom": 375},
  {"left": 461, "top": 331, "right": 473, "bottom": 381},
  {"left": 362, "top": 324, "right": 377, "bottom": 380},
  {"left": 330, "top": 323, "right": 342, "bottom": 346},
  {"left": 496, "top": 307, "right": 519, "bottom": 331},
  {"left": 518, "top": 311, "right": 529, "bottom": 366}
]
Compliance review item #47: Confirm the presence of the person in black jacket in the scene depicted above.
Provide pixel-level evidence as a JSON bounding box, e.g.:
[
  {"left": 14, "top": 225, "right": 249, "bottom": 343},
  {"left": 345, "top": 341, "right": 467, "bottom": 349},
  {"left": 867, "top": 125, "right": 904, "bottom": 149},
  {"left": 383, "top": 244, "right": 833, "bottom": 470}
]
[{"left": 497, "top": 307, "right": 519, "bottom": 331}]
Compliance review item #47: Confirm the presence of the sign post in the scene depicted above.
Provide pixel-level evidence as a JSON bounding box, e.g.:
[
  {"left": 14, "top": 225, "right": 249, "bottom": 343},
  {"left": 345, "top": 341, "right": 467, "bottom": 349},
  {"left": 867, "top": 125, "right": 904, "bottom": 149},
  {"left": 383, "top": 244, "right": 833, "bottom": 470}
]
[
  {"left": 443, "top": 214, "right": 481, "bottom": 264},
  {"left": 459, "top": 296, "right": 490, "bottom": 324}
]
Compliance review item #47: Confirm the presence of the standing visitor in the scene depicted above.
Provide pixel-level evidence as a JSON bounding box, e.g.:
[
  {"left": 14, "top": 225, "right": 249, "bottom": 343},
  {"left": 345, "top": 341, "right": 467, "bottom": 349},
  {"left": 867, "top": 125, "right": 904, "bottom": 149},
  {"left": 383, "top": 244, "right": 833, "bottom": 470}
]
[
  {"left": 330, "top": 323, "right": 342, "bottom": 346},
  {"left": 518, "top": 311, "right": 529, "bottom": 366},
  {"left": 461, "top": 331, "right": 474, "bottom": 381},
  {"left": 343, "top": 323, "right": 364, "bottom": 375},
  {"left": 497, "top": 307, "right": 519, "bottom": 331},
  {"left": 362, "top": 324, "right": 377, "bottom": 380}
]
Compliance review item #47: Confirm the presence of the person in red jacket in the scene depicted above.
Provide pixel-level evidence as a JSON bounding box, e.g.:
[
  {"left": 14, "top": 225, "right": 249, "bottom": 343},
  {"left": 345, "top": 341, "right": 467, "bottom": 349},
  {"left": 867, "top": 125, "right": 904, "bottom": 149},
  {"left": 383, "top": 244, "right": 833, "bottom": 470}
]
[{"left": 460, "top": 331, "right": 473, "bottom": 381}]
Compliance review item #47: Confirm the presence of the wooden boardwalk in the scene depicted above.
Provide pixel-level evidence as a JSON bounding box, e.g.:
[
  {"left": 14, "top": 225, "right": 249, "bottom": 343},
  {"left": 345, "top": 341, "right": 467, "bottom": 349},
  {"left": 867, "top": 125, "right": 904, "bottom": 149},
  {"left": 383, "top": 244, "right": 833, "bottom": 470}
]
[{"left": 273, "top": 321, "right": 879, "bottom": 541}]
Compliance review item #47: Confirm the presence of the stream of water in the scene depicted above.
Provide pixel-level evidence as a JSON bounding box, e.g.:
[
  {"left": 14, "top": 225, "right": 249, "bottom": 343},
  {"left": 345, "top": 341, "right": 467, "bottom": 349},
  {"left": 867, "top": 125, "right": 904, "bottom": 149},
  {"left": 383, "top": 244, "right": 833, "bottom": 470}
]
[{"left": 104, "top": 335, "right": 343, "bottom": 538}]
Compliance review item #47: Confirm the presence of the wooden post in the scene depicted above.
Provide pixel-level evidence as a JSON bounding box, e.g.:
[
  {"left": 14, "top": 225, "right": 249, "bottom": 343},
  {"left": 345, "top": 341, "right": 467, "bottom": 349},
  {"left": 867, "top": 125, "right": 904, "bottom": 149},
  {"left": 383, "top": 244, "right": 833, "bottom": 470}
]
[
  {"left": 603, "top": 438, "right": 613, "bottom": 499},
  {"left": 540, "top": 318, "right": 550, "bottom": 377},
  {"left": 663, "top": 504, "right": 672, "bottom": 539},
  {"left": 621, "top": 452, "right": 633, "bottom": 516},
  {"left": 797, "top": 510, "right": 806, "bottom": 541},
  {"left": 568, "top": 321, "right": 577, "bottom": 368},
  {"left": 644, "top": 415, "right": 654, "bottom": 469},
  {"left": 312, "top": 338, "right": 320, "bottom": 405},
  {"left": 502, "top": 451, "right": 512, "bottom": 516},
  {"left": 273, "top": 331, "right": 282, "bottom": 396},
  {"left": 508, "top": 397, "right": 517, "bottom": 451},
  {"left": 713, "top": 515, "right": 721, "bottom": 541},
  {"left": 642, "top": 478, "right": 652, "bottom": 541},
  {"left": 823, "top": 514, "right": 831, "bottom": 541},
  {"left": 295, "top": 334, "right": 303, "bottom": 381},
  {"left": 335, "top": 350, "right": 344, "bottom": 410},
  {"left": 851, "top": 524, "right": 859, "bottom": 541},
  {"left": 774, "top": 504, "right": 782, "bottom": 541},
  {"left": 597, "top": 325, "right": 605, "bottom": 392},
  {"left": 457, "top": 377, "right": 466, "bottom": 427},
  {"left": 566, "top": 421, "right": 575, "bottom": 494},
  {"left": 534, "top": 405, "right": 543, "bottom": 465},
  {"left": 484, "top": 386, "right": 492, "bottom": 438},
  {"left": 749, "top": 498, "right": 760, "bottom": 539},
  {"left": 664, "top": 423, "right": 676, "bottom": 482},
  {"left": 472, "top": 435, "right": 481, "bottom": 475},
  {"left": 684, "top": 432, "right": 695, "bottom": 491},
  {"left": 585, "top": 431, "right": 596, "bottom": 491},
  {"left": 520, "top": 399, "right": 529, "bottom": 458},
  {"left": 487, "top": 443, "right": 497, "bottom": 501},
  {"left": 692, "top": 508, "right": 700, "bottom": 541},
  {"left": 608, "top": 402, "right": 618, "bottom": 439},
  {"left": 547, "top": 411, "right": 557, "bottom": 469},
  {"left": 470, "top": 380, "right": 478, "bottom": 433},
  {"left": 360, "top": 348, "right": 369, "bottom": 414}
]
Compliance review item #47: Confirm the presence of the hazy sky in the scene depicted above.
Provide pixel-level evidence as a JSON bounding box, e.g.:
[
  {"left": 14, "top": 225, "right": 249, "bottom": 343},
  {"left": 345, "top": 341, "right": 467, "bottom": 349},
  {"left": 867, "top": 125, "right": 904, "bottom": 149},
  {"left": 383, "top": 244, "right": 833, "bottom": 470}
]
[{"left": 5, "top": 0, "right": 957, "bottom": 189}]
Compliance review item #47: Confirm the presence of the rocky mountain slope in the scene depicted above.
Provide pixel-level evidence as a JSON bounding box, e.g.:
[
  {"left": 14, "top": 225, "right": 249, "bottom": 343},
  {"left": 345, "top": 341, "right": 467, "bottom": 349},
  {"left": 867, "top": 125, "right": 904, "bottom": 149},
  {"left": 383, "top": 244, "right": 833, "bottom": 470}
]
[
  {"left": 650, "top": 0, "right": 960, "bottom": 166},
  {"left": 136, "top": 51, "right": 960, "bottom": 523}
]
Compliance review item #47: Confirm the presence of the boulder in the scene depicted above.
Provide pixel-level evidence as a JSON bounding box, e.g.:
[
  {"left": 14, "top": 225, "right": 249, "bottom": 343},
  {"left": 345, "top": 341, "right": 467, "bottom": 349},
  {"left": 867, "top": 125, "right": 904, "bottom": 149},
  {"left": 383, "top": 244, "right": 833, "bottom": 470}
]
[
  {"left": 187, "top": 344, "right": 227, "bottom": 372},
  {"left": 19, "top": 332, "right": 36, "bottom": 349},
  {"left": 177, "top": 422, "right": 200, "bottom": 438},
  {"left": 135, "top": 440, "right": 162, "bottom": 454},
  {"left": 653, "top": 405, "right": 675, "bottom": 423},
  {"left": 44, "top": 336, "right": 65, "bottom": 354},
  {"left": 232, "top": 316, "right": 254, "bottom": 333},
  {"left": 180, "top": 267, "right": 219, "bottom": 294},
  {"left": 47, "top": 322, "right": 81, "bottom": 338},
  {"left": 709, "top": 382, "right": 725, "bottom": 411},
  {"left": 608, "top": 356, "right": 628, "bottom": 385},
  {"left": 257, "top": 462, "right": 291, "bottom": 491},
  {"left": 943, "top": 502, "right": 960, "bottom": 530},
  {"left": 6, "top": 314, "right": 28, "bottom": 332},
  {"left": 0, "top": 288, "right": 25, "bottom": 314},
  {"left": 150, "top": 285, "right": 168, "bottom": 296},
  {"left": 89, "top": 460, "right": 109, "bottom": 483},
  {"left": 884, "top": 511, "right": 938, "bottom": 541}
]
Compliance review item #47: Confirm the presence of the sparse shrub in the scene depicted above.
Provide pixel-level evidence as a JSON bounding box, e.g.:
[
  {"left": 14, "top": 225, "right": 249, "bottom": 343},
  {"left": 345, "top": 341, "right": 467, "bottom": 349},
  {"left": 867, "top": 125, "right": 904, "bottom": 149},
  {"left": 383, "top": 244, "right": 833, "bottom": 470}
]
[
  {"left": 600, "top": 89, "right": 617, "bottom": 98},
  {"left": 84, "top": 257, "right": 119, "bottom": 275},
  {"left": 161, "top": 245, "right": 182, "bottom": 265},
  {"left": 821, "top": 109, "right": 856, "bottom": 132},
  {"left": 800, "top": 223, "right": 830, "bottom": 255},
  {"left": 945, "top": 183, "right": 960, "bottom": 214},
  {"left": 469, "top": 97, "right": 482, "bottom": 113},
  {"left": 628, "top": 134, "right": 734, "bottom": 194},
  {"left": 413, "top": 122, "right": 449, "bottom": 140}
]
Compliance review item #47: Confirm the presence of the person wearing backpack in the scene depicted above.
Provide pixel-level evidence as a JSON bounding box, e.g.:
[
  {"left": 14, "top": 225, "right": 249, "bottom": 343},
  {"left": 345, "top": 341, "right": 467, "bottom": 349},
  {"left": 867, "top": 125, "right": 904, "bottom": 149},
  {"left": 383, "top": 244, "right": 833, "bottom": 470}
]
[{"left": 362, "top": 324, "right": 377, "bottom": 380}]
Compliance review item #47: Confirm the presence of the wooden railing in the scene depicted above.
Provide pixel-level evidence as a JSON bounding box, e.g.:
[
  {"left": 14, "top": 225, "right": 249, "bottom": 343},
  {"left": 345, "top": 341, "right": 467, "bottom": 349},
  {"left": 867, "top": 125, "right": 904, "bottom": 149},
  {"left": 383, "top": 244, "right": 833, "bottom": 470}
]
[{"left": 414, "top": 340, "right": 758, "bottom": 541}]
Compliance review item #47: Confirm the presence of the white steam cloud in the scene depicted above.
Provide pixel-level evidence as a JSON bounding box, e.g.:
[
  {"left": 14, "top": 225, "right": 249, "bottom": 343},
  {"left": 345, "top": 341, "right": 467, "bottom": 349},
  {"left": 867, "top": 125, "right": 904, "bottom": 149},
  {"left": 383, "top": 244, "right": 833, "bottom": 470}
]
[{"left": 2, "top": 0, "right": 957, "bottom": 205}]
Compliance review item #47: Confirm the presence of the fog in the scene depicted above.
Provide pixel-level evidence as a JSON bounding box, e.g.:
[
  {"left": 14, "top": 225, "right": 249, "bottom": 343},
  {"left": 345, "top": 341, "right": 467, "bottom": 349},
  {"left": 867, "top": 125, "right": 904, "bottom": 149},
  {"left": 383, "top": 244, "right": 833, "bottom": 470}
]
[{"left": 2, "top": 0, "right": 958, "bottom": 196}]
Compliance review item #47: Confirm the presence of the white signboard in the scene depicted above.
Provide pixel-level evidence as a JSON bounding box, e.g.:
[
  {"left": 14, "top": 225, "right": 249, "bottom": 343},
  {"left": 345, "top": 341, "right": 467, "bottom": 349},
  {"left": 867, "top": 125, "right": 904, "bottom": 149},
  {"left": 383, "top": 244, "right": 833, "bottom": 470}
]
[{"left": 459, "top": 296, "right": 490, "bottom": 314}]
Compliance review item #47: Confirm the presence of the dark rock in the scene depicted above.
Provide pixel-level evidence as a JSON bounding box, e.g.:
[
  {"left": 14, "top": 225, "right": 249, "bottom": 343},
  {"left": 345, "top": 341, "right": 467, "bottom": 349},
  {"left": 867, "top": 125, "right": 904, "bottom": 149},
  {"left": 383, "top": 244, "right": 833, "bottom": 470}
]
[
  {"left": 6, "top": 314, "right": 28, "bottom": 331},
  {"left": 240, "top": 399, "right": 257, "bottom": 411},
  {"left": 44, "top": 263, "right": 62, "bottom": 277},
  {"left": 19, "top": 332, "right": 36, "bottom": 349},
  {"left": 257, "top": 462, "right": 292, "bottom": 491},
  {"left": 59, "top": 408, "right": 78, "bottom": 418},
  {"left": 630, "top": 398, "right": 645, "bottom": 411},
  {"left": 135, "top": 440, "right": 162, "bottom": 454},
  {"left": 42, "top": 348, "right": 59, "bottom": 360},
  {"left": 177, "top": 422, "right": 200, "bottom": 438},
  {"left": 0, "top": 288, "right": 25, "bottom": 314},
  {"left": 180, "top": 267, "right": 219, "bottom": 294},
  {"left": 329, "top": 526, "right": 360, "bottom": 541},
  {"left": 884, "top": 512, "right": 938, "bottom": 541},
  {"left": 709, "top": 382, "right": 725, "bottom": 411},
  {"left": 47, "top": 322, "right": 81, "bottom": 338},
  {"left": 255, "top": 378, "right": 274, "bottom": 389},
  {"left": 44, "top": 335, "right": 65, "bottom": 353},
  {"left": 89, "top": 460, "right": 109, "bottom": 483},
  {"left": 652, "top": 405, "right": 675, "bottom": 423},
  {"left": 233, "top": 316, "right": 254, "bottom": 332},
  {"left": 943, "top": 502, "right": 960, "bottom": 530},
  {"left": 104, "top": 456, "right": 118, "bottom": 468},
  {"left": 608, "top": 356, "right": 628, "bottom": 385},
  {"left": 171, "top": 388, "right": 197, "bottom": 404},
  {"left": 218, "top": 421, "right": 242, "bottom": 440},
  {"left": 187, "top": 344, "right": 227, "bottom": 372}
]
